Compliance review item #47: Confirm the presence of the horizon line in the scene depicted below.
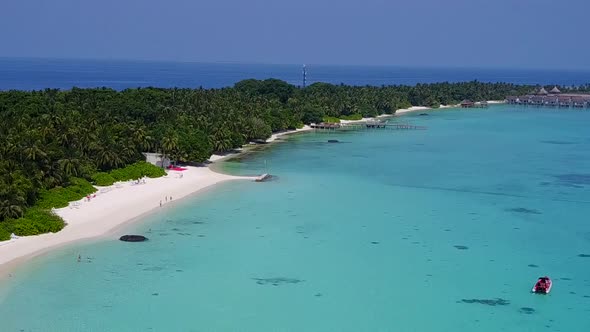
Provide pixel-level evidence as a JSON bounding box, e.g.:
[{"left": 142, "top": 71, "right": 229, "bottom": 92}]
[{"left": 2, "top": 56, "right": 590, "bottom": 72}]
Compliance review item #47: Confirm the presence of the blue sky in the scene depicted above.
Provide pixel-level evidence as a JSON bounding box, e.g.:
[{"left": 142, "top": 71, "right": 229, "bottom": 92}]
[{"left": 1, "top": 0, "right": 588, "bottom": 69}]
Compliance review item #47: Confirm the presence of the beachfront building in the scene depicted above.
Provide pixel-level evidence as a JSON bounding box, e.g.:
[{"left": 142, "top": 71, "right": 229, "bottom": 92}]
[
  {"left": 506, "top": 87, "right": 590, "bottom": 108},
  {"left": 460, "top": 100, "right": 474, "bottom": 108},
  {"left": 143, "top": 152, "right": 171, "bottom": 168}
]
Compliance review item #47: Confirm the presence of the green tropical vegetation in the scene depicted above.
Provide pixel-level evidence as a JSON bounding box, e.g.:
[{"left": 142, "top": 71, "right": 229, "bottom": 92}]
[
  {"left": 89, "top": 162, "right": 165, "bottom": 186},
  {"left": 0, "top": 79, "right": 536, "bottom": 239},
  {"left": 340, "top": 114, "right": 364, "bottom": 121},
  {"left": 322, "top": 116, "right": 341, "bottom": 123}
]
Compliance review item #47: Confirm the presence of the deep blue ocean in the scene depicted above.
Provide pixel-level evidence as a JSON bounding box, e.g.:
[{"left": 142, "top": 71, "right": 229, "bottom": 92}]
[{"left": 1, "top": 57, "right": 590, "bottom": 90}]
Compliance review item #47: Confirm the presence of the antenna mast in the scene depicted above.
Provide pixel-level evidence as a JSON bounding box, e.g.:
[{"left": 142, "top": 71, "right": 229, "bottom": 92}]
[{"left": 302, "top": 64, "right": 307, "bottom": 88}]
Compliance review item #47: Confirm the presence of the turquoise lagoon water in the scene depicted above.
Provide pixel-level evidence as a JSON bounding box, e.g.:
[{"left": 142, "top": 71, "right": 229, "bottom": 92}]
[{"left": 1, "top": 105, "right": 590, "bottom": 331}]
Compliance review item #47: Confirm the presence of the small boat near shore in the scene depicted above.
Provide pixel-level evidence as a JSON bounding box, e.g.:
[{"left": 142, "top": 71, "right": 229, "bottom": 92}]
[{"left": 532, "top": 276, "right": 552, "bottom": 294}]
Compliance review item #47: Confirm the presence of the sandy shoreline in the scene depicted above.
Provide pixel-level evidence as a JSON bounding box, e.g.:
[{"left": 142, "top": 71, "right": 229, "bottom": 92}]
[
  {"left": 0, "top": 102, "right": 503, "bottom": 274},
  {"left": 0, "top": 167, "right": 254, "bottom": 275},
  {"left": 0, "top": 125, "right": 315, "bottom": 275}
]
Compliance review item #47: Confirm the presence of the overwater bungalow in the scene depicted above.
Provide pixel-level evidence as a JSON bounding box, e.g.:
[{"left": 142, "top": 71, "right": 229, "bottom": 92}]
[{"left": 506, "top": 86, "right": 590, "bottom": 109}]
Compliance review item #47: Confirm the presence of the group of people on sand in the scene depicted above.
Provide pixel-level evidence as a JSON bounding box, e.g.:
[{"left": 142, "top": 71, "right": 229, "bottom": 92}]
[
  {"left": 85, "top": 194, "right": 97, "bottom": 202},
  {"left": 159, "top": 195, "right": 173, "bottom": 207}
]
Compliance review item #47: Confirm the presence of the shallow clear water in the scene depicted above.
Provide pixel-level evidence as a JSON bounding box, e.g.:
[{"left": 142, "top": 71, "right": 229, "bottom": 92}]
[{"left": 1, "top": 105, "right": 590, "bottom": 331}]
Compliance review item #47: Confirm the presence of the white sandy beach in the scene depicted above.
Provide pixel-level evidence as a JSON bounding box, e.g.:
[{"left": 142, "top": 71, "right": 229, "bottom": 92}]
[
  {"left": 394, "top": 106, "right": 433, "bottom": 115},
  {"left": 395, "top": 100, "right": 504, "bottom": 116},
  {"left": 0, "top": 126, "right": 313, "bottom": 273},
  {"left": 266, "top": 125, "right": 312, "bottom": 143},
  {"left": 208, "top": 125, "right": 312, "bottom": 162},
  {"left": 0, "top": 167, "right": 253, "bottom": 272}
]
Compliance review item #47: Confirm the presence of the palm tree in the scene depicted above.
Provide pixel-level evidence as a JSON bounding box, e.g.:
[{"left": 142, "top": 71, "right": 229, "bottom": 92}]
[
  {"left": 0, "top": 186, "right": 26, "bottom": 220},
  {"left": 161, "top": 134, "right": 179, "bottom": 164},
  {"left": 58, "top": 157, "right": 81, "bottom": 178},
  {"left": 94, "top": 141, "right": 124, "bottom": 170},
  {"left": 0, "top": 199, "right": 24, "bottom": 219},
  {"left": 21, "top": 135, "right": 47, "bottom": 163}
]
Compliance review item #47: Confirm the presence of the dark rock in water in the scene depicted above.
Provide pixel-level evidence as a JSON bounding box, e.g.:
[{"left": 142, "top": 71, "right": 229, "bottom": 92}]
[
  {"left": 253, "top": 277, "right": 304, "bottom": 286},
  {"left": 540, "top": 140, "right": 576, "bottom": 145},
  {"left": 419, "top": 113, "right": 429, "bottom": 116},
  {"left": 560, "top": 277, "right": 572, "bottom": 281},
  {"left": 314, "top": 293, "right": 323, "bottom": 297},
  {"left": 554, "top": 174, "right": 590, "bottom": 186},
  {"left": 143, "top": 266, "right": 164, "bottom": 272},
  {"left": 460, "top": 298, "right": 510, "bottom": 306},
  {"left": 578, "top": 254, "right": 590, "bottom": 258},
  {"left": 454, "top": 245, "right": 469, "bottom": 250},
  {"left": 119, "top": 235, "right": 148, "bottom": 242},
  {"left": 506, "top": 207, "right": 542, "bottom": 215},
  {"left": 519, "top": 307, "right": 535, "bottom": 314},
  {"left": 327, "top": 139, "right": 340, "bottom": 143},
  {"left": 370, "top": 241, "right": 380, "bottom": 245},
  {"left": 152, "top": 293, "right": 159, "bottom": 296},
  {"left": 528, "top": 264, "right": 539, "bottom": 268}
]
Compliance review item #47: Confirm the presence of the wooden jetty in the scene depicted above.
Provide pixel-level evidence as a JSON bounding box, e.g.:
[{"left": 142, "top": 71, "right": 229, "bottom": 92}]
[
  {"left": 461, "top": 100, "right": 489, "bottom": 108},
  {"left": 255, "top": 173, "right": 272, "bottom": 182},
  {"left": 310, "top": 121, "right": 426, "bottom": 131}
]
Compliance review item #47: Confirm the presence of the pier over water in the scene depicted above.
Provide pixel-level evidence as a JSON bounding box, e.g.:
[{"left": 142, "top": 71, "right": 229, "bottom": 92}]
[{"left": 310, "top": 121, "right": 427, "bottom": 131}]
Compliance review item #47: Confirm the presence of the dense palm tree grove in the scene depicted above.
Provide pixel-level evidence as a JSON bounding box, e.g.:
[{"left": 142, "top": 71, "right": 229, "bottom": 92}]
[{"left": 0, "top": 79, "right": 533, "bottom": 224}]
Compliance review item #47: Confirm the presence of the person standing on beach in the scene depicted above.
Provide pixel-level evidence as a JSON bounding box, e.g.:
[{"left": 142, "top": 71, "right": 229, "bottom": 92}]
[{"left": 159, "top": 200, "right": 162, "bottom": 207}]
